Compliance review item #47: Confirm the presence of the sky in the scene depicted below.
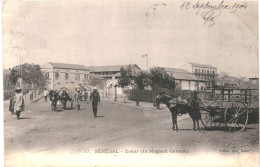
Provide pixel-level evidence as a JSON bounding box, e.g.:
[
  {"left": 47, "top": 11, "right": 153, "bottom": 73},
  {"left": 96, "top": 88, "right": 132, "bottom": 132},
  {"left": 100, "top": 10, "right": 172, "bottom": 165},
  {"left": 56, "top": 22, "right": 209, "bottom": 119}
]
[{"left": 2, "top": 1, "right": 259, "bottom": 78}]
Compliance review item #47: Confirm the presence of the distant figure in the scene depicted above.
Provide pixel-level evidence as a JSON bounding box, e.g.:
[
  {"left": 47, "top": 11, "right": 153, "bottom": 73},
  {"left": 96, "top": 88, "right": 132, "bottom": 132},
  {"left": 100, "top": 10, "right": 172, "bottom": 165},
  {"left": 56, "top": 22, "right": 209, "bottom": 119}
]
[
  {"left": 85, "top": 91, "right": 88, "bottom": 103},
  {"left": 9, "top": 91, "right": 16, "bottom": 115},
  {"left": 12, "top": 87, "right": 25, "bottom": 120},
  {"left": 43, "top": 88, "right": 49, "bottom": 102},
  {"left": 74, "top": 88, "right": 82, "bottom": 110},
  {"left": 29, "top": 89, "right": 34, "bottom": 101},
  {"left": 90, "top": 87, "right": 101, "bottom": 118}
]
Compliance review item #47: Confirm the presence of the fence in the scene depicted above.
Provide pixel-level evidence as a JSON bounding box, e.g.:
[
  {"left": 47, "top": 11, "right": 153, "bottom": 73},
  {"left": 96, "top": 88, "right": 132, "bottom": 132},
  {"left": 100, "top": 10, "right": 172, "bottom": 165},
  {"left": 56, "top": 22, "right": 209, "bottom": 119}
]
[
  {"left": 3, "top": 86, "right": 44, "bottom": 101},
  {"left": 128, "top": 87, "right": 199, "bottom": 103},
  {"left": 127, "top": 87, "right": 259, "bottom": 107}
]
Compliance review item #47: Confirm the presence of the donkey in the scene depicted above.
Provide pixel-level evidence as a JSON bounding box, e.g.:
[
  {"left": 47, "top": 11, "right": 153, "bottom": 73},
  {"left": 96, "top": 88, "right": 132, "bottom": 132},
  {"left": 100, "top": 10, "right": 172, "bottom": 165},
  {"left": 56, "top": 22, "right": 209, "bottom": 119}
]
[{"left": 153, "top": 92, "right": 201, "bottom": 132}]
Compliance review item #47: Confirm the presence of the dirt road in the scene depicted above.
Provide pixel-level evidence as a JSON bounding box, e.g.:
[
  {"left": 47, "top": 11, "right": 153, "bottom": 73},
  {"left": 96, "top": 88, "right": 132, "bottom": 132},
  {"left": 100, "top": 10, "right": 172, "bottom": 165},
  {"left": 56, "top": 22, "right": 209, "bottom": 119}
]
[{"left": 4, "top": 99, "right": 259, "bottom": 167}]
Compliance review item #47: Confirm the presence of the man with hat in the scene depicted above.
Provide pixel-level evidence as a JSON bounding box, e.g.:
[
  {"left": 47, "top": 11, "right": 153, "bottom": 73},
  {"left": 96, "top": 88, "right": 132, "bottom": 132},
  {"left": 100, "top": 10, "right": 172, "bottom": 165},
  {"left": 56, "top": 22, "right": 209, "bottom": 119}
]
[
  {"left": 90, "top": 87, "right": 101, "bottom": 118},
  {"left": 13, "top": 87, "right": 24, "bottom": 120},
  {"left": 74, "top": 88, "right": 82, "bottom": 110}
]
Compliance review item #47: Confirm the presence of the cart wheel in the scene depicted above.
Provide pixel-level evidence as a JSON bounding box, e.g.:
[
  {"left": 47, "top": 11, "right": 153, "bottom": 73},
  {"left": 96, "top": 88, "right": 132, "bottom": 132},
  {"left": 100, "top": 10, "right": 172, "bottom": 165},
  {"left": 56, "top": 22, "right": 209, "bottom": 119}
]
[
  {"left": 200, "top": 108, "right": 222, "bottom": 129},
  {"left": 224, "top": 101, "right": 248, "bottom": 132}
]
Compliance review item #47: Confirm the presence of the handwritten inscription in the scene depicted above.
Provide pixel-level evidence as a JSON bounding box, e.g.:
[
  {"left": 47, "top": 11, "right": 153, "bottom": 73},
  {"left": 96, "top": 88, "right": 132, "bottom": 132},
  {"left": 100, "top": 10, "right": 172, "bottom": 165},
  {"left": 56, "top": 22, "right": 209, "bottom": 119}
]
[
  {"left": 179, "top": 1, "right": 248, "bottom": 28},
  {"left": 146, "top": 3, "right": 167, "bottom": 17}
]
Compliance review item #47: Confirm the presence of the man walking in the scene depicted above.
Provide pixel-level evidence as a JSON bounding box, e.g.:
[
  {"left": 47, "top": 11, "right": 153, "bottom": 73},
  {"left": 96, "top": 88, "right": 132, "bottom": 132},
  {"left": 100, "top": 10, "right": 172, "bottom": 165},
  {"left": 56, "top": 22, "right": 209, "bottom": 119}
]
[
  {"left": 90, "top": 87, "right": 101, "bottom": 118},
  {"left": 43, "top": 88, "right": 48, "bottom": 102},
  {"left": 74, "top": 88, "right": 81, "bottom": 110},
  {"left": 13, "top": 87, "right": 25, "bottom": 120}
]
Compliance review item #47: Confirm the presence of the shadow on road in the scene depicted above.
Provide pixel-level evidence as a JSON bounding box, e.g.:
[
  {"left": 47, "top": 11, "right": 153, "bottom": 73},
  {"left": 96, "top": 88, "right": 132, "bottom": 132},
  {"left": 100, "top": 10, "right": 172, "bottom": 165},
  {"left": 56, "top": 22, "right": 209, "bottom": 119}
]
[
  {"left": 18, "top": 117, "right": 30, "bottom": 120},
  {"left": 201, "top": 126, "right": 256, "bottom": 132},
  {"left": 96, "top": 116, "right": 105, "bottom": 118}
]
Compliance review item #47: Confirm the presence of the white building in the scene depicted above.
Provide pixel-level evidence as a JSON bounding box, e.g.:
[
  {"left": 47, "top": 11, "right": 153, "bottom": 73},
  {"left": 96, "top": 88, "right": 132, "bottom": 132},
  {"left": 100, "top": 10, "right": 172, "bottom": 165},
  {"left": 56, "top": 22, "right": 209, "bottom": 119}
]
[
  {"left": 41, "top": 62, "right": 90, "bottom": 90},
  {"left": 163, "top": 67, "right": 206, "bottom": 91}
]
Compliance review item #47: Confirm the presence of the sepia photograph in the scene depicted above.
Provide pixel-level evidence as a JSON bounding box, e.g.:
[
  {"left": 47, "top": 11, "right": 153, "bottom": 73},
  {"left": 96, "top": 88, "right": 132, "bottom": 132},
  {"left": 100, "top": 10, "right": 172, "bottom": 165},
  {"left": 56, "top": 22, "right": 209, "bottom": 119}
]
[{"left": 2, "top": 0, "right": 259, "bottom": 166}]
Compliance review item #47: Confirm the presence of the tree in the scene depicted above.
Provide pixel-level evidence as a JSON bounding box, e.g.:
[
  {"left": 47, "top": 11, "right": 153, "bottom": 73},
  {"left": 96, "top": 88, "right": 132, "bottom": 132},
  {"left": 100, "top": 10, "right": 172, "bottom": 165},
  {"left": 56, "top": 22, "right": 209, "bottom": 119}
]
[
  {"left": 149, "top": 67, "right": 178, "bottom": 90},
  {"left": 9, "top": 63, "right": 46, "bottom": 87},
  {"left": 117, "top": 65, "right": 151, "bottom": 90},
  {"left": 117, "top": 66, "right": 133, "bottom": 88},
  {"left": 9, "top": 69, "right": 20, "bottom": 85}
]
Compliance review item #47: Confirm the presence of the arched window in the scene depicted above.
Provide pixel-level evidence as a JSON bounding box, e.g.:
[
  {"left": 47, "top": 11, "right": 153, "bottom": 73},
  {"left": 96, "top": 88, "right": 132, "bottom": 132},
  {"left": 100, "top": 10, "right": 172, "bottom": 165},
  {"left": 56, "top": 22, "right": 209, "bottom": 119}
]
[
  {"left": 55, "top": 72, "right": 60, "bottom": 80},
  {"left": 45, "top": 72, "right": 49, "bottom": 79},
  {"left": 75, "top": 73, "right": 80, "bottom": 81},
  {"left": 65, "top": 73, "right": 69, "bottom": 80}
]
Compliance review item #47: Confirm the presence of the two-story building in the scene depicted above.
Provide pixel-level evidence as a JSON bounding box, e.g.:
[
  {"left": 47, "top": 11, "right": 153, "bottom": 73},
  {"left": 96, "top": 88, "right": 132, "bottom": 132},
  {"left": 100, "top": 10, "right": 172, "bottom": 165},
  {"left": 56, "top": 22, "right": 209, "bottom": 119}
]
[
  {"left": 189, "top": 63, "right": 218, "bottom": 88},
  {"left": 41, "top": 62, "right": 90, "bottom": 90}
]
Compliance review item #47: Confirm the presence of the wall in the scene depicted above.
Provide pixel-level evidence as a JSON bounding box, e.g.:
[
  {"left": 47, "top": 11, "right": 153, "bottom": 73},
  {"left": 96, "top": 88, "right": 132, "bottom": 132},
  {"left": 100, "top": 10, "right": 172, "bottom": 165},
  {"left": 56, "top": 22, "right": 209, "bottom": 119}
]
[
  {"left": 177, "top": 80, "right": 198, "bottom": 91},
  {"left": 42, "top": 66, "right": 90, "bottom": 91},
  {"left": 105, "top": 78, "right": 124, "bottom": 98}
]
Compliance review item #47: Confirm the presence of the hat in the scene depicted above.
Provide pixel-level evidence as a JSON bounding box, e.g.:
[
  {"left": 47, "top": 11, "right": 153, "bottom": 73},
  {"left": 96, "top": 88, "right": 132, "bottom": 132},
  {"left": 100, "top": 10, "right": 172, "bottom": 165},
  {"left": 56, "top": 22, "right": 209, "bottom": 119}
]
[
  {"left": 93, "top": 87, "right": 97, "bottom": 90},
  {"left": 15, "top": 87, "right": 22, "bottom": 90}
]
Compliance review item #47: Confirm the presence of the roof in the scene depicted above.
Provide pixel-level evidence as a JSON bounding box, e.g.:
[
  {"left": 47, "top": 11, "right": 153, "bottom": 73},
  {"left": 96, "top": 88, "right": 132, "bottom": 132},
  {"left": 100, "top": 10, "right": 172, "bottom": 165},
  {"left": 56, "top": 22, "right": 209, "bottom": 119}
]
[
  {"left": 162, "top": 67, "right": 189, "bottom": 73},
  {"left": 190, "top": 62, "right": 217, "bottom": 69},
  {"left": 86, "top": 64, "right": 140, "bottom": 72},
  {"left": 171, "top": 72, "right": 202, "bottom": 81},
  {"left": 48, "top": 62, "right": 89, "bottom": 71},
  {"left": 162, "top": 67, "right": 205, "bottom": 81},
  {"left": 98, "top": 72, "right": 122, "bottom": 78}
]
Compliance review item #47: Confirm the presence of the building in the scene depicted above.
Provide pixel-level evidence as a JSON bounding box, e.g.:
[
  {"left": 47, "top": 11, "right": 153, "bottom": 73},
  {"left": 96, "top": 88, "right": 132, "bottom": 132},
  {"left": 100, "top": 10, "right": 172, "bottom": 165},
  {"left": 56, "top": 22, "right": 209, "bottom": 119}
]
[
  {"left": 189, "top": 63, "right": 218, "bottom": 88},
  {"left": 41, "top": 62, "right": 90, "bottom": 90},
  {"left": 86, "top": 64, "right": 141, "bottom": 97},
  {"left": 163, "top": 67, "right": 206, "bottom": 91},
  {"left": 249, "top": 78, "right": 259, "bottom": 89}
]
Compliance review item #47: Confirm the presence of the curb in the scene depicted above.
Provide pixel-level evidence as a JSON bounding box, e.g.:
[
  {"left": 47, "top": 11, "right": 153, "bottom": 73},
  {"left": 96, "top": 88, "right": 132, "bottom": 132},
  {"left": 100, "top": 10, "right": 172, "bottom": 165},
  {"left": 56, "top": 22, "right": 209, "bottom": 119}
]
[
  {"left": 102, "top": 99, "right": 143, "bottom": 111},
  {"left": 102, "top": 98, "right": 169, "bottom": 112}
]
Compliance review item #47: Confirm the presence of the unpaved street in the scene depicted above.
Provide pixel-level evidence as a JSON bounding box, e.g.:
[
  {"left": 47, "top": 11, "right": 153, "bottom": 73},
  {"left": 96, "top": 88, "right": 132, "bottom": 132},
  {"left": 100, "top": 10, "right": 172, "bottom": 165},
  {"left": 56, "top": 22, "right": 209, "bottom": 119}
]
[{"left": 4, "top": 99, "right": 259, "bottom": 166}]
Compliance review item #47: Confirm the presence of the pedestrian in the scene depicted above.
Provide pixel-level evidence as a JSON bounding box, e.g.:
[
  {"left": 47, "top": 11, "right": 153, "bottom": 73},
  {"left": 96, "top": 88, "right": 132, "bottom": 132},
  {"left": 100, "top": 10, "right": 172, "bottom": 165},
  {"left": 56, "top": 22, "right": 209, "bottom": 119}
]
[
  {"left": 43, "top": 88, "right": 48, "bottom": 102},
  {"left": 74, "top": 88, "right": 81, "bottom": 110},
  {"left": 90, "top": 87, "right": 101, "bottom": 118},
  {"left": 13, "top": 87, "right": 25, "bottom": 120},
  {"left": 30, "top": 89, "right": 34, "bottom": 101},
  {"left": 9, "top": 90, "right": 16, "bottom": 115}
]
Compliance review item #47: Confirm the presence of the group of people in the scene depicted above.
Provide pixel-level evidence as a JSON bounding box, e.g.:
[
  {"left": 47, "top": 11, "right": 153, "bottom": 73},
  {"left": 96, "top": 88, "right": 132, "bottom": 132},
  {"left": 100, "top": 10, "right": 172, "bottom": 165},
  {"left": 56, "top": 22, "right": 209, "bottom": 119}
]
[
  {"left": 74, "top": 87, "right": 101, "bottom": 118},
  {"left": 8, "top": 86, "right": 101, "bottom": 120}
]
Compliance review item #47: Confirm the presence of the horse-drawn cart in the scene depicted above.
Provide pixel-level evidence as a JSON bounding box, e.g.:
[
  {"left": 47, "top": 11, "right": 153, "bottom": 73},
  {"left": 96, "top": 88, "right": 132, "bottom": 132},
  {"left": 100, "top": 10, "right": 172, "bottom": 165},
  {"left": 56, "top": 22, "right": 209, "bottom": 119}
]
[
  {"left": 153, "top": 88, "right": 258, "bottom": 132},
  {"left": 199, "top": 88, "right": 259, "bottom": 131},
  {"left": 57, "top": 87, "right": 74, "bottom": 110}
]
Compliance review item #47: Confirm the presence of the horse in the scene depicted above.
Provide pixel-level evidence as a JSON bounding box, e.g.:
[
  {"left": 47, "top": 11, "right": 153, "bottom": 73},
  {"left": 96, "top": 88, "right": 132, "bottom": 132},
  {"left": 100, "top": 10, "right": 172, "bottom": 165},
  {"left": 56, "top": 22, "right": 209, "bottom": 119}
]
[
  {"left": 153, "top": 92, "right": 201, "bottom": 132},
  {"left": 60, "top": 90, "right": 71, "bottom": 110},
  {"left": 49, "top": 90, "right": 60, "bottom": 111}
]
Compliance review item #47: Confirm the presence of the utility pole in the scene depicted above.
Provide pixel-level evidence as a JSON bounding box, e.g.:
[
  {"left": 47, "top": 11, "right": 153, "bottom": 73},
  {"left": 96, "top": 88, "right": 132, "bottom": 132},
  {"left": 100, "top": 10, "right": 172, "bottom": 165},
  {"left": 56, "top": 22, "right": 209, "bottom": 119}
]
[{"left": 142, "top": 54, "right": 148, "bottom": 71}]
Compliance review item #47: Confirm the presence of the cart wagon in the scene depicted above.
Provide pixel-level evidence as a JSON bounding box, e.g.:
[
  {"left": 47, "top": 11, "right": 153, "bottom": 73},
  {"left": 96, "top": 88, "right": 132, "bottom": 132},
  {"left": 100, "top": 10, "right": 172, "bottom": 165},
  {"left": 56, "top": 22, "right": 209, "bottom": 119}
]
[
  {"left": 199, "top": 88, "right": 259, "bottom": 131},
  {"left": 57, "top": 87, "right": 74, "bottom": 110}
]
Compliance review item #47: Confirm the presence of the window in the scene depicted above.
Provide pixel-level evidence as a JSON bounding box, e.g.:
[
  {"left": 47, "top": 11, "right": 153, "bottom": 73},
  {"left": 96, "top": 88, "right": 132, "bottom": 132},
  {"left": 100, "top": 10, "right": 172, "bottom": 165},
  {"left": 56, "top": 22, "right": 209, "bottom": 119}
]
[
  {"left": 195, "top": 69, "right": 198, "bottom": 73},
  {"left": 84, "top": 74, "right": 89, "bottom": 80},
  {"left": 45, "top": 72, "right": 49, "bottom": 79},
  {"left": 75, "top": 73, "right": 80, "bottom": 81},
  {"left": 55, "top": 72, "right": 60, "bottom": 80},
  {"left": 65, "top": 73, "right": 69, "bottom": 80}
]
